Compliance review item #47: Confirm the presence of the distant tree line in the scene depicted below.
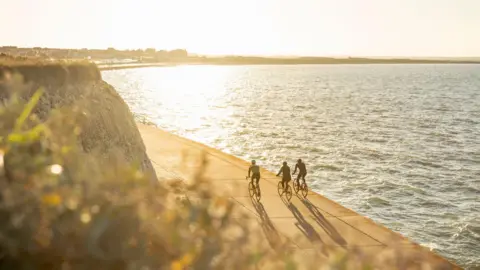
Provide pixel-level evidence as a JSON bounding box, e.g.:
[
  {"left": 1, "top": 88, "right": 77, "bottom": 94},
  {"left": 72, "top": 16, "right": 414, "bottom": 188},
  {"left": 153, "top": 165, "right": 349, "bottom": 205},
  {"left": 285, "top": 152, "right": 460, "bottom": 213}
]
[{"left": 0, "top": 46, "right": 189, "bottom": 61}]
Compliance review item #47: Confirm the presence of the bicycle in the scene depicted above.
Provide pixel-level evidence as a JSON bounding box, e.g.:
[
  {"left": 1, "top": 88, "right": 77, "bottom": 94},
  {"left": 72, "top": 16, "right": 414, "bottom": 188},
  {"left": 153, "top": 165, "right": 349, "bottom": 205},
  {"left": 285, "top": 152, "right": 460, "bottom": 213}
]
[
  {"left": 292, "top": 176, "right": 308, "bottom": 198},
  {"left": 277, "top": 179, "right": 293, "bottom": 202},
  {"left": 246, "top": 176, "right": 261, "bottom": 202}
]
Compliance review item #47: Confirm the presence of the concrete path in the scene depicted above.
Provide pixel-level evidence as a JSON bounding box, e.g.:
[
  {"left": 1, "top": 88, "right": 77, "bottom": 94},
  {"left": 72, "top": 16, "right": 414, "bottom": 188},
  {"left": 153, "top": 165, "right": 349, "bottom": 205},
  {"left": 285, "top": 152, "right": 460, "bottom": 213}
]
[
  {"left": 138, "top": 124, "right": 459, "bottom": 269},
  {"left": 98, "top": 63, "right": 173, "bottom": 71}
]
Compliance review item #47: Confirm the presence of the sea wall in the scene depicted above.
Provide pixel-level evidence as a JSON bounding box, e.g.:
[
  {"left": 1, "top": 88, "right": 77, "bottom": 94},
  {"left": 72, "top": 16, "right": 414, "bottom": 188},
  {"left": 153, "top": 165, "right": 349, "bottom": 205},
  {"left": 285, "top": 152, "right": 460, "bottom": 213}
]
[{"left": 0, "top": 61, "right": 157, "bottom": 181}]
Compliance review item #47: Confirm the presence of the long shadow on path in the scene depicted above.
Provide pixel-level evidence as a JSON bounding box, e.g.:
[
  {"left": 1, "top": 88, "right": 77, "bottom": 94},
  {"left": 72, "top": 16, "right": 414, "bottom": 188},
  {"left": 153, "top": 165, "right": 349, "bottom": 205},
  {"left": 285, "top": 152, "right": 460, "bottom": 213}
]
[
  {"left": 251, "top": 199, "right": 283, "bottom": 250},
  {"left": 300, "top": 198, "right": 347, "bottom": 246},
  {"left": 284, "top": 201, "right": 329, "bottom": 256}
]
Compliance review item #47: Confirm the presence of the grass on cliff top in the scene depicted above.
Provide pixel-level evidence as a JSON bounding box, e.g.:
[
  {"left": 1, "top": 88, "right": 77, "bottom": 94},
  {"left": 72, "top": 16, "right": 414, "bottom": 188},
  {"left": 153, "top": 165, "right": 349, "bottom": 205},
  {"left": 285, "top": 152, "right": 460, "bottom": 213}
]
[
  {"left": 0, "top": 57, "right": 100, "bottom": 83},
  {"left": 0, "top": 72, "right": 456, "bottom": 269}
]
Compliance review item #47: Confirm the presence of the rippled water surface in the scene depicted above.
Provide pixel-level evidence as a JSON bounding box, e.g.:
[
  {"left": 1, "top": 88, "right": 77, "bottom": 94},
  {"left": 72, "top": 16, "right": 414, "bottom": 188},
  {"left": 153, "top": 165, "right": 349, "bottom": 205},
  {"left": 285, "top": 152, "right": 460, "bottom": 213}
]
[{"left": 103, "top": 65, "right": 479, "bottom": 268}]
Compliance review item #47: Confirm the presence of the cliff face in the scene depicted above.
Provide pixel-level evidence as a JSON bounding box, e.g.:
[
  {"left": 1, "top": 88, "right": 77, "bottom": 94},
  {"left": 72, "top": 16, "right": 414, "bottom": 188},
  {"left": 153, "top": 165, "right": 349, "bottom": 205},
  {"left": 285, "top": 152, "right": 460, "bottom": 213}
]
[{"left": 0, "top": 61, "right": 157, "bottom": 181}]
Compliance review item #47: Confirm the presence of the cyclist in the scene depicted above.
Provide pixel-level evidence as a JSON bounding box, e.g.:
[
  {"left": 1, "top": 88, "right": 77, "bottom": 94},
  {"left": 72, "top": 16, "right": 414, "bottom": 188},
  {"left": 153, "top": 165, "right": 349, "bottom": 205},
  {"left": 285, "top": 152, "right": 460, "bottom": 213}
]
[
  {"left": 276, "top": 161, "right": 291, "bottom": 189},
  {"left": 293, "top": 159, "right": 307, "bottom": 185},
  {"left": 248, "top": 160, "right": 261, "bottom": 187}
]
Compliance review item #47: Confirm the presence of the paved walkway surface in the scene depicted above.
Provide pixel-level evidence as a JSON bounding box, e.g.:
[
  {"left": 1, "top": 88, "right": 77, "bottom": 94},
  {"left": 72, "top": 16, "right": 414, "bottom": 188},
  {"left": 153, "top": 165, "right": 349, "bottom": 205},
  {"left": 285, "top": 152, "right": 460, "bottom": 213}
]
[
  {"left": 98, "top": 63, "right": 173, "bottom": 71},
  {"left": 138, "top": 124, "right": 459, "bottom": 269}
]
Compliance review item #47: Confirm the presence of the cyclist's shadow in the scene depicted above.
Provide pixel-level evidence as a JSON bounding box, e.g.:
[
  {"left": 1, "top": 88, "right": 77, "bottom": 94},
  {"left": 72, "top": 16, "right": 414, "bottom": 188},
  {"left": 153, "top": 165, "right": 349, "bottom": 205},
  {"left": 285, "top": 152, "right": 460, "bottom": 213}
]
[
  {"left": 251, "top": 198, "right": 283, "bottom": 250},
  {"left": 300, "top": 198, "right": 347, "bottom": 246},
  {"left": 282, "top": 199, "right": 330, "bottom": 255}
]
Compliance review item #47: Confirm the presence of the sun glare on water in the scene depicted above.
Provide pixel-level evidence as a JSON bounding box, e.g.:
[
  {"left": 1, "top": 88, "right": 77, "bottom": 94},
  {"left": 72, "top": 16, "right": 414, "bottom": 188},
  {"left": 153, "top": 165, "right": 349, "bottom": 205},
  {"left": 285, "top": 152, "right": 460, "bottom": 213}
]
[{"left": 141, "top": 65, "right": 236, "bottom": 141}]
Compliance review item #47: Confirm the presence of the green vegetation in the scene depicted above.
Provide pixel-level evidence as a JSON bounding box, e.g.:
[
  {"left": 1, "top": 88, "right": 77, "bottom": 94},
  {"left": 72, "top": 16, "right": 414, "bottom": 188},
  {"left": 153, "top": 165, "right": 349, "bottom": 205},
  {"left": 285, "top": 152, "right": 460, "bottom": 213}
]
[
  {"left": 0, "top": 59, "right": 100, "bottom": 84},
  {"left": 0, "top": 62, "right": 457, "bottom": 269},
  {"left": 0, "top": 60, "right": 156, "bottom": 180}
]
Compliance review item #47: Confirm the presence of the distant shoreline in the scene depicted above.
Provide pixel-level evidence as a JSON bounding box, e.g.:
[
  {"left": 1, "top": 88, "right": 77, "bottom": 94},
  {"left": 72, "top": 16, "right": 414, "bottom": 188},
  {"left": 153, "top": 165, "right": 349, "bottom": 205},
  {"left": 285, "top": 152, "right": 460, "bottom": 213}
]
[
  {"left": 181, "top": 56, "right": 480, "bottom": 65},
  {"left": 98, "top": 58, "right": 480, "bottom": 71},
  {"left": 101, "top": 56, "right": 480, "bottom": 68},
  {"left": 2, "top": 46, "right": 479, "bottom": 66}
]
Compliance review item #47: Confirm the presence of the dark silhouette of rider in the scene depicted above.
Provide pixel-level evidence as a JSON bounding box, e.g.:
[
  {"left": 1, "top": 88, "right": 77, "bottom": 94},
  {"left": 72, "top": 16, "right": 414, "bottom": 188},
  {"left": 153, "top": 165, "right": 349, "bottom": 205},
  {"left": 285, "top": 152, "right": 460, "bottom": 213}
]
[
  {"left": 276, "top": 161, "right": 291, "bottom": 189},
  {"left": 293, "top": 159, "right": 307, "bottom": 184},
  {"left": 248, "top": 160, "right": 260, "bottom": 186}
]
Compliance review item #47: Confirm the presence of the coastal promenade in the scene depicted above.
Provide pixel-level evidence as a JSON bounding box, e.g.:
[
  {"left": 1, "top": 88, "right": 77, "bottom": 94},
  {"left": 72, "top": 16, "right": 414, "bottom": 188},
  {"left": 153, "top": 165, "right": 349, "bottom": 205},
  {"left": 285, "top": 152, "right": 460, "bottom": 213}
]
[
  {"left": 98, "top": 63, "right": 172, "bottom": 71},
  {"left": 138, "top": 123, "right": 459, "bottom": 269}
]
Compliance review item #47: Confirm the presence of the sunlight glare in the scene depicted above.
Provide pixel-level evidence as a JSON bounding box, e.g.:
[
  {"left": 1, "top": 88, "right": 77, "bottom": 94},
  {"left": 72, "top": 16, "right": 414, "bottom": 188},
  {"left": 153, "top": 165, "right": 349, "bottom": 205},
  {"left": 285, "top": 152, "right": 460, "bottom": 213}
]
[{"left": 143, "top": 66, "right": 234, "bottom": 141}]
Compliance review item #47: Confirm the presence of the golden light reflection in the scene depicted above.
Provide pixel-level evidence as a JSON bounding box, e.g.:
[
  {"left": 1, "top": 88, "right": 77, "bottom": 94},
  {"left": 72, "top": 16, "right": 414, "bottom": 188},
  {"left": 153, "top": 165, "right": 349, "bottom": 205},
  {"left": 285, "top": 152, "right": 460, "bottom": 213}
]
[{"left": 143, "top": 65, "right": 235, "bottom": 140}]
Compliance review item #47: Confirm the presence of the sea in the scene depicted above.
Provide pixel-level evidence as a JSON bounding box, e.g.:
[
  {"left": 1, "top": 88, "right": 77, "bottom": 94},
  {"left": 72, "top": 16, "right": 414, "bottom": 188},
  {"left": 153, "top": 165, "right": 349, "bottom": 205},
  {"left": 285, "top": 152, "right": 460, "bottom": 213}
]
[{"left": 103, "top": 64, "right": 479, "bottom": 268}]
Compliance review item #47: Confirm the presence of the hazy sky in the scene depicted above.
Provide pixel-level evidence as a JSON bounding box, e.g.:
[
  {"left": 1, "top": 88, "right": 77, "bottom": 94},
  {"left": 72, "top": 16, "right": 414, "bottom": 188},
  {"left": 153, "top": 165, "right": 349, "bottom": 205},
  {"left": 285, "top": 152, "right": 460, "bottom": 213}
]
[{"left": 1, "top": 0, "right": 479, "bottom": 56}]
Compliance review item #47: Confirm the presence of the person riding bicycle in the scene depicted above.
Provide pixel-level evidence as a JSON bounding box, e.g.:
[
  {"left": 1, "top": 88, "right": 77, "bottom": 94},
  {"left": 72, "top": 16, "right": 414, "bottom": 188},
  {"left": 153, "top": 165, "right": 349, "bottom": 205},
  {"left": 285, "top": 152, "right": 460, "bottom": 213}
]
[
  {"left": 293, "top": 159, "right": 307, "bottom": 185},
  {"left": 276, "top": 161, "right": 291, "bottom": 189},
  {"left": 248, "top": 160, "right": 261, "bottom": 186}
]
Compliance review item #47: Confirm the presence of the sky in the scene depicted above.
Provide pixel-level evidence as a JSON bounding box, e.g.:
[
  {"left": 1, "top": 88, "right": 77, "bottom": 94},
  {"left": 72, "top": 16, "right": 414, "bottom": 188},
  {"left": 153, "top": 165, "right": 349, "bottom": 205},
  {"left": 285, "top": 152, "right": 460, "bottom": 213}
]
[{"left": 1, "top": 0, "right": 479, "bottom": 57}]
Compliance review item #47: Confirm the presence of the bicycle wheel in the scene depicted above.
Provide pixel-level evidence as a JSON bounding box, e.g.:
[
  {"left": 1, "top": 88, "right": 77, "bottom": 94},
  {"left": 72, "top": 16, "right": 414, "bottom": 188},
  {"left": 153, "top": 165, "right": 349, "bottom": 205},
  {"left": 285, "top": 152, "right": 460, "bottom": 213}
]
[
  {"left": 277, "top": 181, "right": 284, "bottom": 196},
  {"left": 248, "top": 181, "right": 256, "bottom": 198},
  {"left": 285, "top": 185, "right": 293, "bottom": 201},
  {"left": 300, "top": 182, "right": 308, "bottom": 198},
  {"left": 254, "top": 184, "right": 261, "bottom": 202},
  {"left": 293, "top": 180, "right": 300, "bottom": 194}
]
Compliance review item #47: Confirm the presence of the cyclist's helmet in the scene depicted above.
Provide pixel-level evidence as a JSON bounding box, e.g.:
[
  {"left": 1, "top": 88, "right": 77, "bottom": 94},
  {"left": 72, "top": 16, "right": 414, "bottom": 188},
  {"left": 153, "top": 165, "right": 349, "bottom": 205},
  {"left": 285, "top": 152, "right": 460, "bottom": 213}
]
[{"left": 251, "top": 160, "right": 256, "bottom": 165}]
